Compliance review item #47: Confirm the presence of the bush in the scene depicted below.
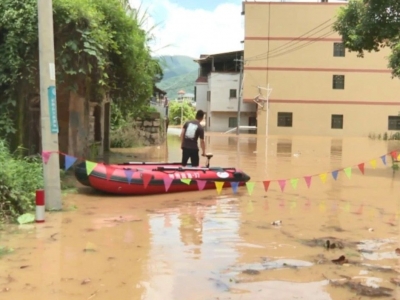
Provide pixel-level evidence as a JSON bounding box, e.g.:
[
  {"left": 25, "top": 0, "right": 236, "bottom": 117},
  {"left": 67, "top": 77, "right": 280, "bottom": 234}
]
[{"left": 0, "top": 140, "right": 44, "bottom": 223}]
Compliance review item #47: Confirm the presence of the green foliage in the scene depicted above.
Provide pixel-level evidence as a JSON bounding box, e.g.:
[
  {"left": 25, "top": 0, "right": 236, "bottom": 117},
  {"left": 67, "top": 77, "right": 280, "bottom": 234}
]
[
  {"left": 0, "top": 0, "right": 163, "bottom": 141},
  {"left": 168, "top": 100, "right": 196, "bottom": 125},
  {"left": 0, "top": 140, "right": 43, "bottom": 223},
  {"left": 333, "top": 0, "right": 400, "bottom": 77}
]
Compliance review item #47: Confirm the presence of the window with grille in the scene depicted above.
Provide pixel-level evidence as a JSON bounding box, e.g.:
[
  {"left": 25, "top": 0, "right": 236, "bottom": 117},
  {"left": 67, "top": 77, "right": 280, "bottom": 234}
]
[
  {"left": 331, "top": 114, "right": 343, "bottom": 129},
  {"left": 277, "top": 112, "right": 292, "bottom": 127},
  {"left": 333, "top": 43, "right": 345, "bottom": 57},
  {"left": 228, "top": 117, "right": 237, "bottom": 128},
  {"left": 388, "top": 116, "right": 400, "bottom": 130},
  {"left": 332, "top": 75, "right": 345, "bottom": 89}
]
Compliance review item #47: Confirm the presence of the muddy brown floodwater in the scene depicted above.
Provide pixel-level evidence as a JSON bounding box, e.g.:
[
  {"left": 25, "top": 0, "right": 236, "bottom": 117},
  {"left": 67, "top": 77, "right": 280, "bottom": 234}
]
[{"left": 1, "top": 131, "right": 400, "bottom": 300}]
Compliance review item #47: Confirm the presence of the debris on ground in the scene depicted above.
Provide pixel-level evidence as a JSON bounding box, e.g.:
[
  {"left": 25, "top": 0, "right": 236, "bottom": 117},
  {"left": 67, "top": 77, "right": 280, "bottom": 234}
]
[
  {"left": 331, "top": 255, "right": 348, "bottom": 265},
  {"left": 323, "top": 274, "right": 393, "bottom": 297},
  {"left": 242, "top": 269, "right": 260, "bottom": 275},
  {"left": 271, "top": 220, "right": 282, "bottom": 226}
]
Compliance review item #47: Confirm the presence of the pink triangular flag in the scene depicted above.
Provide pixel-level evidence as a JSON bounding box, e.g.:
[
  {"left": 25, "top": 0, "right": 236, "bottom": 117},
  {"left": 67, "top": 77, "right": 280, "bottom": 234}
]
[
  {"left": 278, "top": 180, "right": 286, "bottom": 192},
  {"left": 196, "top": 180, "right": 207, "bottom": 191},
  {"left": 304, "top": 176, "right": 312, "bottom": 188},
  {"left": 42, "top": 151, "right": 52, "bottom": 164},
  {"left": 142, "top": 172, "right": 153, "bottom": 189},
  {"left": 163, "top": 177, "right": 173, "bottom": 192}
]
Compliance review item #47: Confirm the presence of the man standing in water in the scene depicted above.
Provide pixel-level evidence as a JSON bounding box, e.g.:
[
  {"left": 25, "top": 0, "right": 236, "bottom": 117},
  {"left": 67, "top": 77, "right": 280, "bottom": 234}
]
[{"left": 180, "top": 110, "right": 206, "bottom": 167}]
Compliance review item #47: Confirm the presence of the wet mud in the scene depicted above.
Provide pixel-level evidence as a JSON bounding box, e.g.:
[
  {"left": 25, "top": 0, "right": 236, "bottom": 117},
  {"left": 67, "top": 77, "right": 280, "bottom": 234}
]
[{"left": 0, "top": 132, "right": 399, "bottom": 299}]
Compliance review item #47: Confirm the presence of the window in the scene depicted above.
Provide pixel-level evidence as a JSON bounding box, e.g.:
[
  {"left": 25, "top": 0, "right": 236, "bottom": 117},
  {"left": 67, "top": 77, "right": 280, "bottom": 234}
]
[
  {"left": 333, "top": 43, "right": 345, "bottom": 57},
  {"left": 332, "top": 75, "right": 345, "bottom": 89},
  {"left": 277, "top": 112, "right": 292, "bottom": 127},
  {"left": 229, "top": 89, "right": 237, "bottom": 98},
  {"left": 388, "top": 116, "right": 400, "bottom": 130},
  {"left": 228, "top": 117, "right": 237, "bottom": 128},
  {"left": 207, "top": 91, "right": 211, "bottom": 102},
  {"left": 331, "top": 114, "right": 343, "bottom": 129}
]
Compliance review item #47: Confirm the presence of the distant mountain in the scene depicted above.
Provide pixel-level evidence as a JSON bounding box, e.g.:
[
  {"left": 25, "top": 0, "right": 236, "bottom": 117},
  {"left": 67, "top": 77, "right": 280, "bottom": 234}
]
[{"left": 156, "top": 55, "right": 199, "bottom": 99}]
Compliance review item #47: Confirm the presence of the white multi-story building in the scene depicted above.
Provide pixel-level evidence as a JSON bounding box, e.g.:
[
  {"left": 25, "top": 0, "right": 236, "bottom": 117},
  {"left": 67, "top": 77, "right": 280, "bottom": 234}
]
[{"left": 194, "top": 50, "right": 257, "bottom": 132}]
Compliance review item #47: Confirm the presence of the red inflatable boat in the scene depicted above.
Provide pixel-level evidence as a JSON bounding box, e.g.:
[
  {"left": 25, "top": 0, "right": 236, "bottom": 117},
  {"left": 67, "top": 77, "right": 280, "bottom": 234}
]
[{"left": 74, "top": 155, "right": 251, "bottom": 195}]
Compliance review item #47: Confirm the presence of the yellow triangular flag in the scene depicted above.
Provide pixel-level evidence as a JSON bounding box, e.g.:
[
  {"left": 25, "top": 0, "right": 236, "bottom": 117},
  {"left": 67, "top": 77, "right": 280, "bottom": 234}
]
[
  {"left": 398, "top": 154, "right": 400, "bottom": 161},
  {"left": 290, "top": 178, "right": 299, "bottom": 189},
  {"left": 344, "top": 167, "right": 352, "bottom": 179},
  {"left": 85, "top": 161, "right": 97, "bottom": 175},
  {"left": 319, "top": 200, "right": 326, "bottom": 213},
  {"left": 246, "top": 200, "right": 254, "bottom": 213},
  {"left": 370, "top": 159, "right": 377, "bottom": 169},
  {"left": 319, "top": 173, "right": 327, "bottom": 184},
  {"left": 215, "top": 181, "right": 224, "bottom": 195},
  {"left": 181, "top": 178, "right": 191, "bottom": 185},
  {"left": 246, "top": 182, "right": 255, "bottom": 195}
]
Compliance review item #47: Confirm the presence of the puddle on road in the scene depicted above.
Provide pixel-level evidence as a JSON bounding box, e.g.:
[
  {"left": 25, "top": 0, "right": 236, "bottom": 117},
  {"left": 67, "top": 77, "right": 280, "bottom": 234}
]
[{"left": 0, "top": 134, "right": 399, "bottom": 299}]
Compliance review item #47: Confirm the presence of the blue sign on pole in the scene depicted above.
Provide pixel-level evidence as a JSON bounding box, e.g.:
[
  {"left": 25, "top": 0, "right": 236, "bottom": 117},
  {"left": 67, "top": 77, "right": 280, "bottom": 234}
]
[{"left": 47, "top": 86, "right": 59, "bottom": 134}]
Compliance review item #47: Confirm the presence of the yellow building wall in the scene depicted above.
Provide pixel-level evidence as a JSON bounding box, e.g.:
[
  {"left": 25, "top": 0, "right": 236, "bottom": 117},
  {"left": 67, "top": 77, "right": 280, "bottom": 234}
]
[{"left": 243, "top": 2, "right": 400, "bottom": 137}]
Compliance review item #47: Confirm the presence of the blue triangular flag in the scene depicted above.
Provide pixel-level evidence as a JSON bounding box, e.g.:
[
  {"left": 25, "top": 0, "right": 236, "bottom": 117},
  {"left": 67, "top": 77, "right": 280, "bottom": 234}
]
[
  {"left": 65, "top": 155, "right": 77, "bottom": 171},
  {"left": 380, "top": 155, "right": 387, "bottom": 165},
  {"left": 332, "top": 170, "right": 339, "bottom": 180},
  {"left": 231, "top": 182, "right": 239, "bottom": 194},
  {"left": 124, "top": 169, "right": 134, "bottom": 184}
]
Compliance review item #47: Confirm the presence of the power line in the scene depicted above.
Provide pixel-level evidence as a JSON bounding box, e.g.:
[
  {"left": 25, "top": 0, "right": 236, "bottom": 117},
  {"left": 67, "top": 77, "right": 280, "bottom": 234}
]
[{"left": 245, "top": 18, "right": 333, "bottom": 60}]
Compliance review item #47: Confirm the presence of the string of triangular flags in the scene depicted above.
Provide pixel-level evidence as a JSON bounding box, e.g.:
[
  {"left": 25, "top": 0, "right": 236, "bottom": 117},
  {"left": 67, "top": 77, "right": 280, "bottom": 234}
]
[{"left": 41, "top": 150, "right": 400, "bottom": 195}]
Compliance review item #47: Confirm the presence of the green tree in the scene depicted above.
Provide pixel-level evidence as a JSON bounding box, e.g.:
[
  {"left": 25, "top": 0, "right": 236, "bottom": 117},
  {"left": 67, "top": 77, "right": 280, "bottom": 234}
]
[
  {"left": 333, "top": 0, "right": 400, "bottom": 77},
  {"left": 168, "top": 101, "right": 196, "bottom": 125},
  {"left": 0, "top": 0, "right": 163, "bottom": 149}
]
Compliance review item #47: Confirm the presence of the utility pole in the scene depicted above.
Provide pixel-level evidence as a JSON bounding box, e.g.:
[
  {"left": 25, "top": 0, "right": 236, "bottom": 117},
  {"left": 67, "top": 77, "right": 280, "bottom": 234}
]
[
  {"left": 234, "top": 56, "right": 245, "bottom": 136},
  {"left": 37, "top": 0, "right": 62, "bottom": 210}
]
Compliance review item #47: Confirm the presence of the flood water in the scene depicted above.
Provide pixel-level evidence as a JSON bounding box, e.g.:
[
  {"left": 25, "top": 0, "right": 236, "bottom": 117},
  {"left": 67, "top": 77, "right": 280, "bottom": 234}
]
[{"left": 1, "top": 130, "right": 400, "bottom": 299}]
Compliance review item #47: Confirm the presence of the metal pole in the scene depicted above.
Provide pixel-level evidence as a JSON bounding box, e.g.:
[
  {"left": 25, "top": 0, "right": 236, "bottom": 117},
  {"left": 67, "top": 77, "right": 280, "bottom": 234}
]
[
  {"left": 235, "top": 56, "right": 244, "bottom": 136},
  {"left": 37, "top": 0, "right": 62, "bottom": 210},
  {"left": 181, "top": 97, "right": 183, "bottom": 127},
  {"left": 266, "top": 84, "right": 270, "bottom": 137}
]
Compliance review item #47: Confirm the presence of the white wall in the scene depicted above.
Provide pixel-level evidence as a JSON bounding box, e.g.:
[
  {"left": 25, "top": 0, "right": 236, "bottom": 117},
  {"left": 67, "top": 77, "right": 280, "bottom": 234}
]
[
  {"left": 209, "top": 112, "right": 255, "bottom": 132},
  {"left": 209, "top": 72, "right": 255, "bottom": 113},
  {"left": 195, "top": 82, "right": 208, "bottom": 112}
]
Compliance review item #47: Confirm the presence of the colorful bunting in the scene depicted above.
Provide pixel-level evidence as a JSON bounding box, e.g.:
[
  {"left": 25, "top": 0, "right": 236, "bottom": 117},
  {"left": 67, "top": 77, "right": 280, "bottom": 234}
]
[
  {"left": 142, "top": 172, "right": 153, "bottom": 189},
  {"left": 263, "top": 181, "right": 270, "bottom": 192},
  {"left": 85, "top": 161, "right": 97, "bottom": 175},
  {"left": 106, "top": 166, "right": 115, "bottom": 180},
  {"left": 181, "top": 179, "right": 191, "bottom": 185},
  {"left": 42, "top": 151, "right": 52, "bottom": 164},
  {"left": 196, "top": 180, "right": 207, "bottom": 191},
  {"left": 65, "top": 155, "right": 77, "bottom": 171},
  {"left": 163, "top": 177, "right": 173, "bottom": 192},
  {"left": 246, "top": 182, "right": 255, "bottom": 195},
  {"left": 304, "top": 176, "right": 312, "bottom": 188},
  {"left": 124, "top": 169, "right": 134, "bottom": 184},
  {"left": 215, "top": 181, "right": 224, "bottom": 195},
  {"left": 370, "top": 159, "right": 377, "bottom": 169},
  {"left": 231, "top": 182, "right": 239, "bottom": 194},
  {"left": 344, "top": 167, "right": 352, "bottom": 179},
  {"left": 319, "top": 173, "right": 327, "bottom": 184},
  {"left": 40, "top": 149, "right": 400, "bottom": 195},
  {"left": 358, "top": 163, "right": 365, "bottom": 174},
  {"left": 290, "top": 178, "right": 299, "bottom": 189},
  {"left": 278, "top": 180, "right": 286, "bottom": 192}
]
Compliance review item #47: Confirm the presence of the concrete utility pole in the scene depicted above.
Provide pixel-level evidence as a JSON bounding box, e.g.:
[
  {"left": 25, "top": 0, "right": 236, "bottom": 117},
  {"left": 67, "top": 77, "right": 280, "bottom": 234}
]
[
  {"left": 234, "top": 56, "right": 245, "bottom": 136},
  {"left": 37, "top": 0, "right": 62, "bottom": 210}
]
